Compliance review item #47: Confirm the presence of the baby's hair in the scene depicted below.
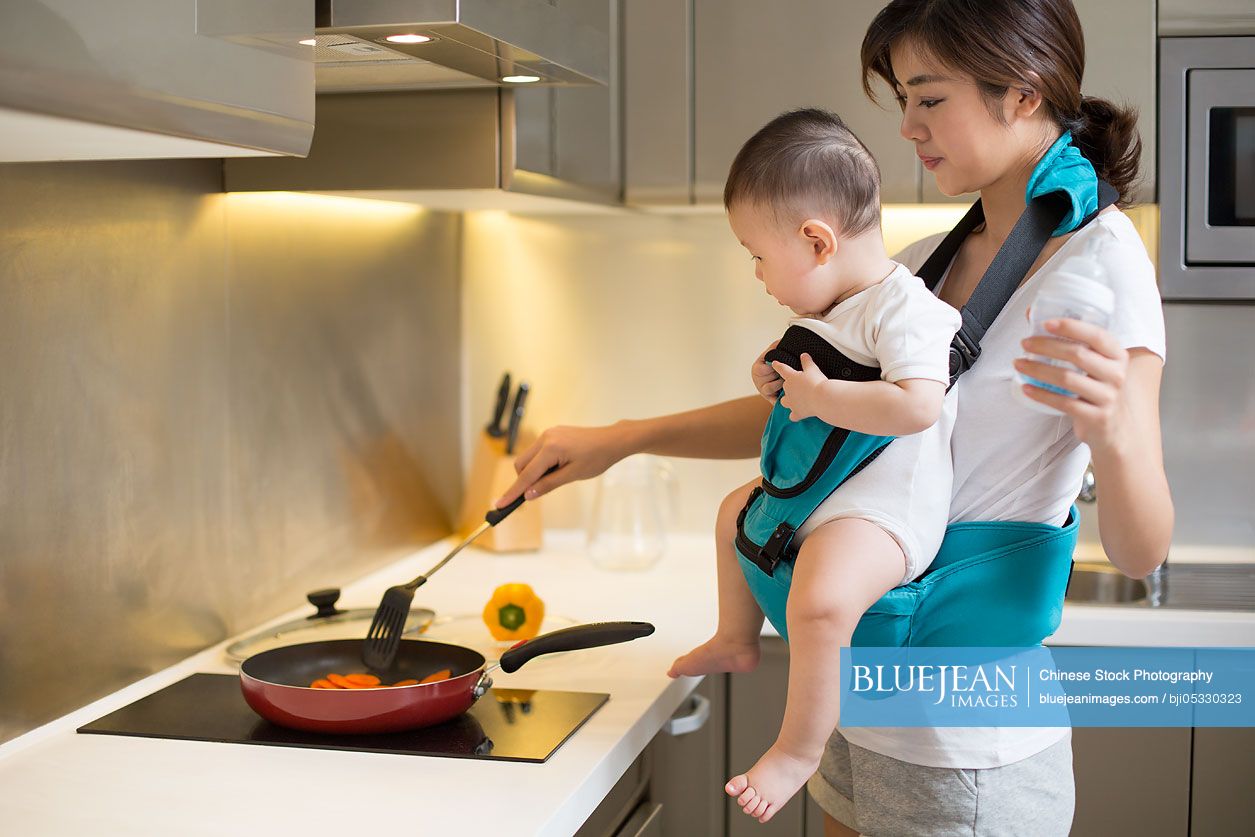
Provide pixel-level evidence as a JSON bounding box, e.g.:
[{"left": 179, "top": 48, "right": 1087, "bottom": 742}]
[{"left": 723, "top": 108, "right": 881, "bottom": 237}]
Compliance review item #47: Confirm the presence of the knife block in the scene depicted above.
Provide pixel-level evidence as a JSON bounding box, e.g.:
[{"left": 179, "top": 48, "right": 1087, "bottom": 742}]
[{"left": 457, "top": 429, "right": 542, "bottom": 552}]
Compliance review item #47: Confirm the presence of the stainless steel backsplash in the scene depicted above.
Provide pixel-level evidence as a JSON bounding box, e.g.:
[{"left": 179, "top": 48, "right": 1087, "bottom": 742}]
[
  {"left": 0, "top": 160, "right": 460, "bottom": 744},
  {"left": 1159, "top": 303, "right": 1255, "bottom": 550}
]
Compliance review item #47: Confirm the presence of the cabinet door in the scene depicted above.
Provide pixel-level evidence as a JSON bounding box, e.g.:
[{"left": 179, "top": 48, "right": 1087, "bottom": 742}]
[
  {"left": 727, "top": 637, "right": 808, "bottom": 837},
  {"left": 1190, "top": 727, "right": 1255, "bottom": 836},
  {"left": 1070, "top": 727, "right": 1191, "bottom": 837},
  {"left": 0, "top": 0, "right": 313, "bottom": 160},
  {"left": 651, "top": 675, "right": 728, "bottom": 836},
  {"left": 693, "top": 0, "right": 918, "bottom": 205},
  {"left": 515, "top": 0, "right": 620, "bottom": 199},
  {"left": 919, "top": 0, "right": 1156, "bottom": 204},
  {"left": 1072, "top": 0, "right": 1156, "bottom": 203},
  {"left": 623, "top": 0, "right": 693, "bottom": 205}
]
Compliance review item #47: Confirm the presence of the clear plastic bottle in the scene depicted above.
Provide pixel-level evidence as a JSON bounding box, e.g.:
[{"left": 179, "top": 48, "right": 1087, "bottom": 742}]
[{"left": 1013, "top": 236, "right": 1116, "bottom": 415}]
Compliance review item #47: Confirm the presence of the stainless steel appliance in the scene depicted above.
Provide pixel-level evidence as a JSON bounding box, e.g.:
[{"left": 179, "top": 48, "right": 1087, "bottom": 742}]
[{"left": 1160, "top": 36, "right": 1255, "bottom": 299}]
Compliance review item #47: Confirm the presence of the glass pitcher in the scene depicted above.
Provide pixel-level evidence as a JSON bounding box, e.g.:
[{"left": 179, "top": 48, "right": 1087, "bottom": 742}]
[{"left": 586, "top": 455, "right": 677, "bottom": 571}]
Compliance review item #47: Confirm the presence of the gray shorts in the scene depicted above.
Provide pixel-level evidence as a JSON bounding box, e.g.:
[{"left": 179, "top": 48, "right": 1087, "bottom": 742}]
[{"left": 806, "top": 730, "right": 1075, "bottom": 836}]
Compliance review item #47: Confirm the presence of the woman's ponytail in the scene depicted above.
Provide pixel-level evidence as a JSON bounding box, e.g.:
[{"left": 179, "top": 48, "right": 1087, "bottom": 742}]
[{"left": 1070, "top": 96, "right": 1142, "bottom": 205}]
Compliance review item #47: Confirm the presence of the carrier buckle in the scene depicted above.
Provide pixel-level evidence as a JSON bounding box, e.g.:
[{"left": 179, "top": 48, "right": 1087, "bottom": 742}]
[
  {"left": 948, "top": 327, "right": 981, "bottom": 382},
  {"left": 758, "top": 522, "right": 796, "bottom": 575}
]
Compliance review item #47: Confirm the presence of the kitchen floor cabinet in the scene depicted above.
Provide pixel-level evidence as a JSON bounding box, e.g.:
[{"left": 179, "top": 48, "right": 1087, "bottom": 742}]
[
  {"left": 1071, "top": 727, "right": 1192, "bottom": 837},
  {"left": 1190, "top": 728, "right": 1255, "bottom": 836}
]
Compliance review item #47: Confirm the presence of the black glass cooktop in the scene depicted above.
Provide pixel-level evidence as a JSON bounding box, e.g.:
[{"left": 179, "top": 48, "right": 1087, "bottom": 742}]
[{"left": 77, "top": 673, "right": 609, "bottom": 763}]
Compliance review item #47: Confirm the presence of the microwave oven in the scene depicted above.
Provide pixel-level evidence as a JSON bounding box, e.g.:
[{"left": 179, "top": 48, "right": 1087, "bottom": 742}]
[{"left": 1160, "top": 36, "right": 1255, "bottom": 300}]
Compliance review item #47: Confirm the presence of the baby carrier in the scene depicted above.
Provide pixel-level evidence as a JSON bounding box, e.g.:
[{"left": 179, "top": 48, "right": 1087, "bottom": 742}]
[{"left": 735, "top": 180, "right": 1119, "bottom": 647}]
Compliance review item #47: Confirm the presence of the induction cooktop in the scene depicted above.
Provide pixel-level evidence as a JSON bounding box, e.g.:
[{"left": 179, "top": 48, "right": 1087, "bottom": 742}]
[{"left": 78, "top": 673, "right": 608, "bottom": 763}]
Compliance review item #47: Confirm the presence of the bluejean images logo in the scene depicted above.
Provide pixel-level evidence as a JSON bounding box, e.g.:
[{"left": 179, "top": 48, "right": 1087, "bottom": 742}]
[
  {"left": 839, "top": 647, "right": 1255, "bottom": 728},
  {"left": 850, "top": 660, "right": 1020, "bottom": 708}
]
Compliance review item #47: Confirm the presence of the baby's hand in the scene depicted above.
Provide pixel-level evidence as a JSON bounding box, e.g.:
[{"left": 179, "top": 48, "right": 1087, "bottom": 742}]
[
  {"left": 771, "top": 354, "right": 828, "bottom": 421},
  {"left": 752, "top": 340, "right": 783, "bottom": 401}
]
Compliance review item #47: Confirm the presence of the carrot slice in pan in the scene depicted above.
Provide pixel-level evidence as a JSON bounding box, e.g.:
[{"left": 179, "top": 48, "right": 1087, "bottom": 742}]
[
  {"left": 419, "top": 668, "right": 453, "bottom": 684},
  {"left": 326, "top": 673, "right": 357, "bottom": 689},
  {"left": 391, "top": 679, "right": 420, "bottom": 687},
  {"left": 344, "top": 673, "right": 381, "bottom": 688},
  {"left": 310, "top": 678, "right": 336, "bottom": 689}
]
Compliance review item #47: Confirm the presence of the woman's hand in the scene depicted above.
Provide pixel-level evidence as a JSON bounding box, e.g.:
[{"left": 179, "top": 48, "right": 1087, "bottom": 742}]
[
  {"left": 770, "top": 354, "right": 828, "bottom": 422},
  {"left": 1013, "top": 318, "right": 1132, "bottom": 453},
  {"left": 752, "top": 340, "right": 783, "bottom": 401},
  {"left": 495, "top": 423, "right": 631, "bottom": 508}
]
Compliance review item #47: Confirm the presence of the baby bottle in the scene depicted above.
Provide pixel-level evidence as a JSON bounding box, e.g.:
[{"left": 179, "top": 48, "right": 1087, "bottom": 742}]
[{"left": 1013, "top": 236, "right": 1115, "bottom": 415}]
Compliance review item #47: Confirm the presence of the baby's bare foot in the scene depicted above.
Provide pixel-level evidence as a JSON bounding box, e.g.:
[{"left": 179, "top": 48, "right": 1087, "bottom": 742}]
[
  {"left": 725, "top": 744, "right": 821, "bottom": 824},
  {"left": 666, "top": 636, "right": 760, "bottom": 678}
]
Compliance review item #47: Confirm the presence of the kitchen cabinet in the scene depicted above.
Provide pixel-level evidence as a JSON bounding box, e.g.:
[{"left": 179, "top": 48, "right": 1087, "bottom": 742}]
[
  {"left": 626, "top": 0, "right": 1156, "bottom": 208},
  {"left": 726, "top": 637, "right": 827, "bottom": 837},
  {"left": 691, "top": 0, "right": 918, "bottom": 207},
  {"left": 577, "top": 673, "right": 726, "bottom": 837},
  {"left": 1070, "top": 728, "right": 1192, "bottom": 837},
  {"left": 917, "top": 0, "right": 1157, "bottom": 205},
  {"left": 1189, "top": 728, "right": 1255, "bottom": 836},
  {"left": 625, "top": 0, "right": 917, "bottom": 206},
  {"left": 0, "top": 0, "right": 313, "bottom": 161},
  {"left": 515, "top": 0, "right": 622, "bottom": 201},
  {"left": 576, "top": 740, "right": 658, "bottom": 837},
  {"left": 651, "top": 675, "right": 729, "bottom": 835}
]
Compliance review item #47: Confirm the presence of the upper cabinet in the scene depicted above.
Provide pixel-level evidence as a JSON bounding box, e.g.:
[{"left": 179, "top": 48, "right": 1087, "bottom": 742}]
[
  {"left": 627, "top": 0, "right": 1157, "bottom": 208},
  {"left": 692, "top": 0, "right": 917, "bottom": 206},
  {"left": 0, "top": 0, "right": 313, "bottom": 162},
  {"left": 625, "top": 0, "right": 916, "bottom": 207},
  {"left": 1074, "top": 0, "right": 1156, "bottom": 204}
]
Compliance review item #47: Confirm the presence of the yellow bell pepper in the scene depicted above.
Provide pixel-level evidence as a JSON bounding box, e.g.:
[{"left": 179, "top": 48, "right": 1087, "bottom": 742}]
[{"left": 483, "top": 582, "right": 545, "bottom": 641}]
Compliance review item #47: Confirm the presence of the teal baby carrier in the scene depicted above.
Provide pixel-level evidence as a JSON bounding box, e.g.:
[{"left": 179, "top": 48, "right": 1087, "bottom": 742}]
[{"left": 735, "top": 180, "right": 1118, "bottom": 647}]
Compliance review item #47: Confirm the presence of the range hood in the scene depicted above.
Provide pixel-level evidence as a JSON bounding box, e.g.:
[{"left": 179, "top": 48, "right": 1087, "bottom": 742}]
[
  {"left": 313, "top": 0, "right": 609, "bottom": 91},
  {"left": 226, "top": 1, "right": 620, "bottom": 212}
]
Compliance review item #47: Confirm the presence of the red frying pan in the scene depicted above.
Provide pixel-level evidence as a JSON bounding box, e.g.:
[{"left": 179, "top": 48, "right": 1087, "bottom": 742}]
[{"left": 239, "top": 621, "right": 654, "bottom": 734}]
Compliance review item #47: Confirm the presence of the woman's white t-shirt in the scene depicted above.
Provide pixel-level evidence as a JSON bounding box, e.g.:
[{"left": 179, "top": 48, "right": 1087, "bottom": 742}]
[{"left": 838, "top": 210, "right": 1167, "bottom": 769}]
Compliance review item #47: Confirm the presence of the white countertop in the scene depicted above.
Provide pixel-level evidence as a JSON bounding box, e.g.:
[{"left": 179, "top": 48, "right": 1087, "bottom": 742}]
[{"left": 1, "top": 531, "right": 1252, "bottom": 836}]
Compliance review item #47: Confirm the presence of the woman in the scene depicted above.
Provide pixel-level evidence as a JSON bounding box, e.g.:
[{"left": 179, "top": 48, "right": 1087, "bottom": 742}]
[{"left": 496, "top": 1, "right": 1172, "bottom": 833}]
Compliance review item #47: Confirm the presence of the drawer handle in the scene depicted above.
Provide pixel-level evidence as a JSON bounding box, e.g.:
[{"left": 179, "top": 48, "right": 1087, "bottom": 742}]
[{"left": 663, "top": 693, "right": 710, "bottom": 736}]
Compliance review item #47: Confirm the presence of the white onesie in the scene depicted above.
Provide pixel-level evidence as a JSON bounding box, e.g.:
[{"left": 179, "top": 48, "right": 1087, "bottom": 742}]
[{"left": 789, "top": 262, "right": 961, "bottom": 584}]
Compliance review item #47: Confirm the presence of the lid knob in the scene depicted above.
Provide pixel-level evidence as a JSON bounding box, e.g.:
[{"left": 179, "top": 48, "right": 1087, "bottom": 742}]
[{"left": 306, "top": 588, "right": 344, "bottom": 619}]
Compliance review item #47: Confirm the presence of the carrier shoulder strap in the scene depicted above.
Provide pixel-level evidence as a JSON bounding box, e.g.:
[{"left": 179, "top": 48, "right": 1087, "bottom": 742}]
[{"left": 917, "top": 180, "right": 1119, "bottom": 387}]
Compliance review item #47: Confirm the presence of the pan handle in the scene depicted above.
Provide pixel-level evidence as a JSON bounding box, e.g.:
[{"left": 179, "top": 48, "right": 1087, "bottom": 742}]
[{"left": 497, "top": 621, "right": 655, "bottom": 674}]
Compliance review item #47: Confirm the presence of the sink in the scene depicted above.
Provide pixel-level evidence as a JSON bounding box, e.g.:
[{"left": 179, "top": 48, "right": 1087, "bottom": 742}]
[
  {"left": 1066, "top": 560, "right": 1255, "bottom": 611},
  {"left": 1066, "top": 562, "right": 1148, "bottom": 605}
]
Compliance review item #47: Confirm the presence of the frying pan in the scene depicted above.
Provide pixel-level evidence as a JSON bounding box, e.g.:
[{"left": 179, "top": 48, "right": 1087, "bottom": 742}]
[{"left": 239, "top": 621, "right": 654, "bottom": 734}]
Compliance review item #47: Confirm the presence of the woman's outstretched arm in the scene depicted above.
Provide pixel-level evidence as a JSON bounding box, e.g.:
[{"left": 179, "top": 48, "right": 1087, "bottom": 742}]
[{"left": 495, "top": 395, "right": 772, "bottom": 507}]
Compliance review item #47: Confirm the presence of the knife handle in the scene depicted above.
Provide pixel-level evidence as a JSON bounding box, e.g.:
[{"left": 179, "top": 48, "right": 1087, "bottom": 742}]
[
  {"left": 505, "top": 382, "right": 530, "bottom": 455},
  {"left": 487, "top": 372, "right": 511, "bottom": 437}
]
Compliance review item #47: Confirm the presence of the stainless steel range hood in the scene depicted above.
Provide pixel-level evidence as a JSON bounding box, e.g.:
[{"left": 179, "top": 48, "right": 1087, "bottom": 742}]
[
  {"left": 313, "top": 0, "right": 609, "bottom": 91},
  {"left": 226, "top": 1, "right": 621, "bottom": 212}
]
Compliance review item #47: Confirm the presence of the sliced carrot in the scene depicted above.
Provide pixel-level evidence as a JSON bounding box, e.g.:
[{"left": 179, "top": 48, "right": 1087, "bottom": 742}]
[
  {"left": 419, "top": 668, "right": 453, "bottom": 684},
  {"left": 326, "top": 673, "right": 356, "bottom": 689},
  {"left": 391, "top": 679, "right": 419, "bottom": 687},
  {"left": 310, "top": 678, "right": 336, "bottom": 689},
  {"left": 344, "top": 673, "right": 381, "bottom": 688}
]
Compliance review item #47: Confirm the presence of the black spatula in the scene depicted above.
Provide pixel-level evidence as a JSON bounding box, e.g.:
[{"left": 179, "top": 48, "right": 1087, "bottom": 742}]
[{"left": 361, "top": 469, "right": 552, "bottom": 670}]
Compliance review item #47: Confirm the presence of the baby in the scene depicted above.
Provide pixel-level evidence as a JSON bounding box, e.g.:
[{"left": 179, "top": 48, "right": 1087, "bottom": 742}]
[{"left": 666, "top": 109, "right": 962, "bottom": 823}]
